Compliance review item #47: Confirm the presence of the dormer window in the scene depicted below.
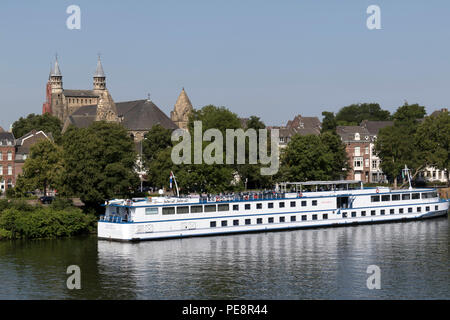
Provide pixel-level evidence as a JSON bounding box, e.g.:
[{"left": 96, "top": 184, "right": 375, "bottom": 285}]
[{"left": 354, "top": 133, "right": 360, "bottom": 140}]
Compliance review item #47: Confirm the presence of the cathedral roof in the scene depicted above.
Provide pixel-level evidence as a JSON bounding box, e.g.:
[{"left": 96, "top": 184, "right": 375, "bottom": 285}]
[
  {"left": 51, "top": 58, "right": 62, "bottom": 77},
  {"left": 63, "top": 90, "right": 99, "bottom": 98},
  {"left": 94, "top": 57, "right": 105, "bottom": 77}
]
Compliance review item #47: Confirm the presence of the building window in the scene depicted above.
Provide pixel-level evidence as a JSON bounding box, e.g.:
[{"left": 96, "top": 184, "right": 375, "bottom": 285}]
[
  {"left": 290, "top": 216, "right": 296, "bottom": 222},
  {"left": 256, "top": 203, "right": 262, "bottom": 209},
  {"left": 354, "top": 157, "right": 363, "bottom": 168},
  {"left": 279, "top": 202, "right": 285, "bottom": 208},
  {"left": 372, "top": 160, "right": 377, "bottom": 169},
  {"left": 268, "top": 202, "right": 274, "bottom": 209},
  {"left": 245, "top": 204, "right": 251, "bottom": 210},
  {"left": 245, "top": 219, "right": 251, "bottom": 225},
  {"left": 365, "top": 159, "right": 369, "bottom": 168},
  {"left": 0, "top": 165, "right": 2, "bottom": 175},
  {"left": 279, "top": 217, "right": 285, "bottom": 223},
  {"left": 365, "top": 147, "right": 369, "bottom": 155},
  {"left": 290, "top": 201, "right": 296, "bottom": 207},
  {"left": 355, "top": 133, "right": 360, "bottom": 141},
  {"left": 233, "top": 204, "right": 239, "bottom": 211},
  {"left": 210, "top": 221, "right": 217, "bottom": 228},
  {"left": 323, "top": 214, "right": 328, "bottom": 220},
  {"left": 7, "top": 151, "right": 12, "bottom": 161},
  {"left": 312, "top": 200, "right": 317, "bottom": 206},
  {"left": 221, "top": 221, "right": 228, "bottom": 227},
  {"left": 257, "top": 218, "right": 263, "bottom": 224},
  {"left": 301, "top": 200, "right": 307, "bottom": 207},
  {"left": 301, "top": 215, "right": 307, "bottom": 221},
  {"left": 233, "top": 220, "right": 239, "bottom": 226},
  {"left": 0, "top": 152, "right": 2, "bottom": 160},
  {"left": 177, "top": 206, "right": 189, "bottom": 214}
]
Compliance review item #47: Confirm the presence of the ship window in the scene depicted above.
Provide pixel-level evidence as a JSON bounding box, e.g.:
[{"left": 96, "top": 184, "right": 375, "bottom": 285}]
[
  {"left": 402, "top": 194, "right": 410, "bottom": 200},
  {"left": 392, "top": 194, "right": 400, "bottom": 201},
  {"left": 371, "top": 195, "right": 380, "bottom": 202},
  {"left": 361, "top": 211, "right": 366, "bottom": 216},
  {"left": 257, "top": 218, "right": 263, "bottom": 224},
  {"left": 312, "top": 214, "right": 317, "bottom": 220},
  {"left": 381, "top": 195, "right": 390, "bottom": 201},
  {"left": 412, "top": 193, "right": 420, "bottom": 200},
  {"left": 233, "top": 220, "right": 239, "bottom": 226},
  {"left": 191, "top": 205, "right": 203, "bottom": 213},
  {"left": 279, "top": 202, "right": 285, "bottom": 208},
  {"left": 435, "top": 205, "right": 438, "bottom": 211},
  {"left": 351, "top": 212, "right": 356, "bottom": 217},
  {"left": 177, "top": 206, "right": 189, "bottom": 214},
  {"left": 245, "top": 219, "right": 251, "bottom": 225},
  {"left": 218, "top": 204, "right": 229, "bottom": 212},
  {"left": 417, "top": 207, "right": 421, "bottom": 212},
  {"left": 301, "top": 200, "right": 307, "bottom": 207},
  {"left": 268, "top": 217, "right": 274, "bottom": 223},
  {"left": 426, "top": 206, "right": 430, "bottom": 212},
  {"left": 380, "top": 209, "right": 385, "bottom": 215},
  {"left": 256, "top": 203, "right": 262, "bottom": 209},
  {"left": 145, "top": 207, "right": 158, "bottom": 215},
  {"left": 399, "top": 208, "right": 404, "bottom": 214},
  {"left": 162, "top": 207, "right": 175, "bottom": 215},
  {"left": 233, "top": 204, "right": 239, "bottom": 211},
  {"left": 342, "top": 212, "right": 347, "bottom": 218},
  {"left": 205, "top": 205, "right": 216, "bottom": 212},
  {"left": 210, "top": 221, "right": 217, "bottom": 228},
  {"left": 268, "top": 202, "right": 274, "bottom": 208},
  {"left": 312, "top": 200, "right": 317, "bottom": 206},
  {"left": 371, "top": 210, "right": 376, "bottom": 216},
  {"left": 221, "top": 220, "right": 227, "bottom": 227},
  {"left": 279, "top": 216, "right": 285, "bottom": 223},
  {"left": 390, "top": 209, "right": 394, "bottom": 214},
  {"left": 408, "top": 208, "right": 412, "bottom": 213},
  {"left": 245, "top": 204, "right": 251, "bottom": 210},
  {"left": 323, "top": 214, "right": 328, "bottom": 220},
  {"left": 301, "top": 215, "right": 307, "bottom": 221},
  {"left": 290, "top": 201, "right": 296, "bottom": 207},
  {"left": 291, "top": 216, "right": 296, "bottom": 222}
]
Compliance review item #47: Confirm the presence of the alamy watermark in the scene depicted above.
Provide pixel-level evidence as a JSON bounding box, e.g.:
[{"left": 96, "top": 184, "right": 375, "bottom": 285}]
[
  {"left": 367, "top": 5, "right": 381, "bottom": 30},
  {"left": 66, "top": 265, "right": 81, "bottom": 290},
  {"left": 171, "top": 121, "right": 280, "bottom": 175},
  {"left": 66, "top": 5, "right": 81, "bottom": 30},
  {"left": 366, "top": 265, "right": 381, "bottom": 289}
]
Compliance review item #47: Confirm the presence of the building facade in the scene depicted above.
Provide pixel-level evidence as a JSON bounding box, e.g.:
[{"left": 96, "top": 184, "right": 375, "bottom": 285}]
[{"left": 0, "top": 130, "right": 16, "bottom": 192}]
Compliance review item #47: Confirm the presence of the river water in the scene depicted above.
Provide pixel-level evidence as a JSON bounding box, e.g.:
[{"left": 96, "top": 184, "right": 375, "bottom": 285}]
[{"left": 0, "top": 217, "right": 448, "bottom": 300}]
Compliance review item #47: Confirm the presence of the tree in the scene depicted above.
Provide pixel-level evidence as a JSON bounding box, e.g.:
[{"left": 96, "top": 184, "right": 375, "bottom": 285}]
[
  {"left": 142, "top": 124, "right": 173, "bottom": 165},
  {"left": 15, "top": 139, "right": 64, "bottom": 196},
  {"left": 279, "top": 133, "right": 348, "bottom": 182},
  {"left": 392, "top": 103, "right": 426, "bottom": 124},
  {"left": 335, "top": 103, "right": 391, "bottom": 125},
  {"left": 12, "top": 113, "right": 63, "bottom": 142},
  {"left": 321, "top": 111, "right": 337, "bottom": 133},
  {"left": 61, "top": 122, "right": 139, "bottom": 207},
  {"left": 415, "top": 111, "right": 450, "bottom": 184}
]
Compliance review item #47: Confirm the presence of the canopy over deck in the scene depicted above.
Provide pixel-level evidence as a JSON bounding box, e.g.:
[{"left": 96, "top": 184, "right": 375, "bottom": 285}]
[{"left": 277, "top": 180, "right": 363, "bottom": 192}]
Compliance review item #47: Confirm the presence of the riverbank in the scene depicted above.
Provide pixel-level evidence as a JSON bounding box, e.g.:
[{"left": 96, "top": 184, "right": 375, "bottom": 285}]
[{"left": 0, "top": 199, "right": 97, "bottom": 240}]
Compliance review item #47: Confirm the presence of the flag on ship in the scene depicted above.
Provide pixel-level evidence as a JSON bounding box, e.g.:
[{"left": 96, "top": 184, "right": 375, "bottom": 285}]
[{"left": 170, "top": 172, "right": 173, "bottom": 189}]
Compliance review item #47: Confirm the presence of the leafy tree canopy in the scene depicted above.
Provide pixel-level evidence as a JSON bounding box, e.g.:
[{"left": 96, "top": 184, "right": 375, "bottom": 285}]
[
  {"left": 335, "top": 103, "right": 391, "bottom": 126},
  {"left": 12, "top": 113, "right": 62, "bottom": 143}
]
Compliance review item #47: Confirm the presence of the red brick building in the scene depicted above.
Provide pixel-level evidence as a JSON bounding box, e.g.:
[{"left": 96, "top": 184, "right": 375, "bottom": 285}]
[{"left": 0, "top": 130, "right": 16, "bottom": 192}]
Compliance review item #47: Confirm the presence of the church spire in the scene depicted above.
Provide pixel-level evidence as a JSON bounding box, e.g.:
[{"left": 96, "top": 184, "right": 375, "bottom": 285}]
[
  {"left": 50, "top": 54, "right": 63, "bottom": 92},
  {"left": 171, "top": 87, "right": 193, "bottom": 130},
  {"left": 51, "top": 54, "right": 62, "bottom": 77},
  {"left": 93, "top": 55, "right": 106, "bottom": 91}
]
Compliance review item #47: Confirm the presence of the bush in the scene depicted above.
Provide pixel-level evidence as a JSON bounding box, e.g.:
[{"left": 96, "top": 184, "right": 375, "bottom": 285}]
[
  {"left": 50, "top": 197, "right": 74, "bottom": 210},
  {"left": 0, "top": 207, "right": 97, "bottom": 240}
]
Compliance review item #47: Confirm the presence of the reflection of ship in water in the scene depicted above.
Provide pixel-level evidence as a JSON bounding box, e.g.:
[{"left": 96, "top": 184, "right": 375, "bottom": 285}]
[
  {"left": 98, "top": 179, "right": 449, "bottom": 241},
  {"left": 96, "top": 218, "right": 449, "bottom": 299}
]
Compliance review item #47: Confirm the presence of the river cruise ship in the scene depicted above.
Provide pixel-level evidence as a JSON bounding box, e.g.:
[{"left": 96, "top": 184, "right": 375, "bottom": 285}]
[{"left": 98, "top": 180, "right": 449, "bottom": 241}]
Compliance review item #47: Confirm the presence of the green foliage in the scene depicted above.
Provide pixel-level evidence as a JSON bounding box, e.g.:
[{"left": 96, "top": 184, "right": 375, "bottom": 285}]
[
  {"left": 61, "top": 121, "right": 139, "bottom": 207},
  {"left": 279, "top": 133, "right": 349, "bottom": 182},
  {"left": 335, "top": 103, "right": 391, "bottom": 125},
  {"left": 142, "top": 124, "right": 173, "bottom": 166},
  {"left": 12, "top": 113, "right": 62, "bottom": 143},
  {"left": 321, "top": 111, "right": 338, "bottom": 133},
  {"left": 0, "top": 207, "right": 96, "bottom": 240},
  {"left": 392, "top": 103, "right": 426, "bottom": 124},
  {"left": 15, "top": 140, "right": 64, "bottom": 196}
]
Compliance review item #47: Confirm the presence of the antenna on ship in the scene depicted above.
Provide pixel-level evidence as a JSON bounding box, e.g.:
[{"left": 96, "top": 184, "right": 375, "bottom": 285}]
[
  {"left": 402, "top": 165, "right": 413, "bottom": 190},
  {"left": 170, "top": 171, "right": 180, "bottom": 197}
]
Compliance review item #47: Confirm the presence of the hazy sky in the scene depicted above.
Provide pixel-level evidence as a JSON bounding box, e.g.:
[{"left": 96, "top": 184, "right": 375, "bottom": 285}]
[{"left": 0, "top": 0, "right": 449, "bottom": 130}]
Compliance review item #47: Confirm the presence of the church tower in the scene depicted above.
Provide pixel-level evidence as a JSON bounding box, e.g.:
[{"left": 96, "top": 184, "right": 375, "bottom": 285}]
[
  {"left": 171, "top": 88, "right": 193, "bottom": 130},
  {"left": 50, "top": 56, "right": 63, "bottom": 94},
  {"left": 93, "top": 56, "right": 106, "bottom": 92}
]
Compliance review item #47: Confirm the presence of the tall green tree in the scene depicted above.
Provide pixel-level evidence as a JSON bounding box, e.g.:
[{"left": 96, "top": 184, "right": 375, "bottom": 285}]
[
  {"left": 61, "top": 122, "right": 139, "bottom": 207},
  {"left": 12, "top": 113, "right": 63, "bottom": 142},
  {"left": 14, "top": 140, "right": 64, "bottom": 196},
  {"left": 335, "top": 103, "right": 391, "bottom": 125},
  {"left": 321, "top": 111, "right": 338, "bottom": 133},
  {"left": 279, "top": 133, "right": 348, "bottom": 182},
  {"left": 142, "top": 124, "right": 173, "bottom": 165}
]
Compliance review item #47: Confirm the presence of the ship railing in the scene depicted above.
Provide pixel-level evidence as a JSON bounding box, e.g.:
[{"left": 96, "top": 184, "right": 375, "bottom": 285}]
[{"left": 99, "top": 215, "right": 130, "bottom": 223}]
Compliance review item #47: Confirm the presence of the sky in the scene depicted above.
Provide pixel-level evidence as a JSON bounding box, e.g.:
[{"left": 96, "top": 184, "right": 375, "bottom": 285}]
[{"left": 0, "top": 0, "right": 449, "bottom": 130}]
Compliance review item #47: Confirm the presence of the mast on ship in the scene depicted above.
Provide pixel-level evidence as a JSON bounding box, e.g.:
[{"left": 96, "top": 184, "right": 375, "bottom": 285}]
[{"left": 402, "top": 165, "right": 413, "bottom": 190}]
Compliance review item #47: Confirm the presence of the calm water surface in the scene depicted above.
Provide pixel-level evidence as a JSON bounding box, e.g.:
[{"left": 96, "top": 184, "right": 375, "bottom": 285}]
[{"left": 0, "top": 217, "right": 448, "bottom": 299}]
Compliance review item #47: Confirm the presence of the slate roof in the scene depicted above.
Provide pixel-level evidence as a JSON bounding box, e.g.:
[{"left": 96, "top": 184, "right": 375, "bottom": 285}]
[
  {"left": 51, "top": 58, "right": 62, "bottom": 77},
  {"left": 65, "top": 99, "right": 177, "bottom": 131},
  {"left": 63, "top": 90, "right": 99, "bottom": 98},
  {"left": 360, "top": 120, "right": 394, "bottom": 136},
  {"left": 336, "top": 126, "right": 371, "bottom": 142},
  {"left": 0, "top": 132, "right": 15, "bottom": 145},
  {"left": 285, "top": 115, "right": 322, "bottom": 136},
  {"left": 94, "top": 58, "right": 105, "bottom": 77},
  {"left": 16, "top": 130, "right": 52, "bottom": 155}
]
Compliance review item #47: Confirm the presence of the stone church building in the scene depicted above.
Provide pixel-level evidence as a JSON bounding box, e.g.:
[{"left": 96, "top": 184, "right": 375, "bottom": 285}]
[{"left": 42, "top": 56, "right": 193, "bottom": 141}]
